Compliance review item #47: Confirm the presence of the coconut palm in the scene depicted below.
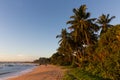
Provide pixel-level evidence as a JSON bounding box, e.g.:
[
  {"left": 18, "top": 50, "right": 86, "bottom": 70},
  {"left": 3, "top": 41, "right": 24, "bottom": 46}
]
[
  {"left": 67, "top": 5, "right": 98, "bottom": 46},
  {"left": 66, "top": 5, "right": 99, "bottom": 67},
  {"left": 97, "top": 14, "right": 115, "bottom": 34},
  {"left": 56, "top": 29, "right": 72, "bottom": 51},
  {"left": 56, "top": 29, "right": 74, "bottom": 64}
]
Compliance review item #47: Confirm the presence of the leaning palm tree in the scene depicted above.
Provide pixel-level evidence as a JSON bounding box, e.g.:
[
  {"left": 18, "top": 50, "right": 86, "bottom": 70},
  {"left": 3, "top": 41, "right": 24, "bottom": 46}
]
[{"left": 97, "top": 14, "right": 115, "bottom": 34}]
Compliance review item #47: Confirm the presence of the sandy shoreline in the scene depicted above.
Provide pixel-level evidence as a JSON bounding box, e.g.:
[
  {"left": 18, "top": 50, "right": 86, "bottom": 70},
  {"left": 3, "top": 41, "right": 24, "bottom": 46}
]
[{"left": 7, "top": 65, "right": 65, "bottom": 80}]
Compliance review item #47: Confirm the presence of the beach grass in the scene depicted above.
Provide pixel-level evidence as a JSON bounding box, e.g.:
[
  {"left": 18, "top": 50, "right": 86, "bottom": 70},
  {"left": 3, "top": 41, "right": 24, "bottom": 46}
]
[{"left": 62, "top": 67, "right": 110, "bottom": 80}]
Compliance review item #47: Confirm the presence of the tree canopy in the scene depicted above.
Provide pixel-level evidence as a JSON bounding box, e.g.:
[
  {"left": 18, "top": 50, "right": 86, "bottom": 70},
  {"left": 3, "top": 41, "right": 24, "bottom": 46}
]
[{"left": 50, "top": 4, "right": 119, "bottom": 80}]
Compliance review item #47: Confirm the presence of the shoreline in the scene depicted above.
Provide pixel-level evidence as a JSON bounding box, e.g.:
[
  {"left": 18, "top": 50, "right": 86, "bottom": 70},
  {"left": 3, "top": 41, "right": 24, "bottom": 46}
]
[
  {"left": 7, "top": 65, "right": 65, "bottom": 80},
  {"left": 0, "top": 66, "right": 36, "bottom": 80}
]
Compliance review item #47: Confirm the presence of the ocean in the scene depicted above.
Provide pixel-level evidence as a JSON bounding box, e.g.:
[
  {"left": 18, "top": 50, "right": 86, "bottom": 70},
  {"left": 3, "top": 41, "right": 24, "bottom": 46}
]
[{"left": 0, "top": 62, "right": 37, "bottom": 80}]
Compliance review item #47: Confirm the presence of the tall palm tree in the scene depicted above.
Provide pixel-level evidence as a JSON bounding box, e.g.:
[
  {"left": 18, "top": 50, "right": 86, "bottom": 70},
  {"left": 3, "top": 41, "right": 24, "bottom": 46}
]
[
  {"left": 67, "top": 5, "right": 98, "bottom": 46},
  {"left": 97, "top": 14, "right": 115, "bottom": 34},
  {"left": 67, "top": 5, "right": 99, "bottom": 67}
]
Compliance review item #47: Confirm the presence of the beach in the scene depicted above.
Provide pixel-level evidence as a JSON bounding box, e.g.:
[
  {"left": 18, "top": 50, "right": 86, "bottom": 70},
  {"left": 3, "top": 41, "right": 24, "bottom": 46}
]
[{"left": 8, "top": 65, "right": 65, "bottom": 80}]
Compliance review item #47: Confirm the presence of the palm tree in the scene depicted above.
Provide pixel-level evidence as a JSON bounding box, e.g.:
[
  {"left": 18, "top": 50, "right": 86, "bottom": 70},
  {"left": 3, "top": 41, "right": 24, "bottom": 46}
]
[
  {"left": 56, "top": 29, "right": 69, "bottom": 46},
  {"left": 97, "top": 14, "right": 115, "bottom": 34},
  {"left": 67, "top": 5, "right": 98, "bottom": 46},
  {"left": 56, "top": 29, "right": 74, "bottom": 64},
  {"left": 67, "top": 5, "right": 99, "bottom": 67}
]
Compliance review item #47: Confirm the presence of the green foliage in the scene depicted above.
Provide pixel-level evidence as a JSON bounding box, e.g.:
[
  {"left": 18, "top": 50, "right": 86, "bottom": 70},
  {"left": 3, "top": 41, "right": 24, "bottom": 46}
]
[
  {"left": 33, "top": 57, "right": 50, "bottom": 65},
  {"left": 51, "top": 4, "right": 120, "bottom": 80},
  {"left": 63, "top": 68, "right": 109, "bottom": 80},
  {"left": 85, "top": 25, "right": 120, "bottom": 80},
  {"left": 50, "top": 52, "right": 71, "bottom": 66},
  {"left": 97, "top": 25, "right": 120, "bottom": 79},
  {"left": 63, "top": 73, "right": 77, "bottom": 80}
]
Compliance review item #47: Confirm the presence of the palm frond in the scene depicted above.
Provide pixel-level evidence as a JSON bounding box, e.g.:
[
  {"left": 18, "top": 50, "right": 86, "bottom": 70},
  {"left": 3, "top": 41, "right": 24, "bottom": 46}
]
[{"left": 108, "top": 16, "right": 115, "bottom": 23}]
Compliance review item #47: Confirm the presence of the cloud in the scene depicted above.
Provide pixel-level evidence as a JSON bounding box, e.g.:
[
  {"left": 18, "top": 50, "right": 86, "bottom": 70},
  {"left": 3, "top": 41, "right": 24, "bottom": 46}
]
[{"left": 17, "top": 54, "right": 24, "bottom": 57}]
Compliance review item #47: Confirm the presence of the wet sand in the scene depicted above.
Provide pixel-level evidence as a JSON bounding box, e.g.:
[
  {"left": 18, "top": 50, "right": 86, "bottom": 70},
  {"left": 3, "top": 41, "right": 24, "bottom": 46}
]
[{"left": 8, "top": 65, "right": 65, "bottom": 80}]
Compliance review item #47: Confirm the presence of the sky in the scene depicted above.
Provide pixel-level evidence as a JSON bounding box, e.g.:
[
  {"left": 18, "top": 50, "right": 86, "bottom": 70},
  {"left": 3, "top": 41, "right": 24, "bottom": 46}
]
[{"left": 0, "top": 0, "right": 120, "bottom": 61}]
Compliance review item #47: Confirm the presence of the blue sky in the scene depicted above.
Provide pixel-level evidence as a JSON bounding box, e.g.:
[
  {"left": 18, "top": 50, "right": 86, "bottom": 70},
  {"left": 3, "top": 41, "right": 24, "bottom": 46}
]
[{"left": 0, "top": 0, "right": 120, "bottom": 61}]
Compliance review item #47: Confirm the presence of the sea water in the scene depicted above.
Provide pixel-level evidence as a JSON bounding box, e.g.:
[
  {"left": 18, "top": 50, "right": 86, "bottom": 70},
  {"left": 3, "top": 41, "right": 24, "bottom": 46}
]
[{"left": 0, "top": 62, "right": 37, "bottom": 80}]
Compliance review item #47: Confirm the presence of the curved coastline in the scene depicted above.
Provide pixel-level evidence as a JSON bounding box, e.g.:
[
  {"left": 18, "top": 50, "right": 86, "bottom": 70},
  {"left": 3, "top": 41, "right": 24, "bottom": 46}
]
[
  {"left": 7, "top": 65, "right": 65, "bottom": 80},
  {"left": 0, "top": 65, "right": 36, "bottom": 80}
]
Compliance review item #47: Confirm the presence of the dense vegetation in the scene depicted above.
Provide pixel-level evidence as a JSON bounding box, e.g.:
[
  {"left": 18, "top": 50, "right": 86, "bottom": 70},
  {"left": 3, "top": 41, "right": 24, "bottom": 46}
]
[
  {"left": 33, "top": 57, "right": 50, "bottom": 65},
  {"left": 50, "top": 5, "right": 120, "bottom": 80}
]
